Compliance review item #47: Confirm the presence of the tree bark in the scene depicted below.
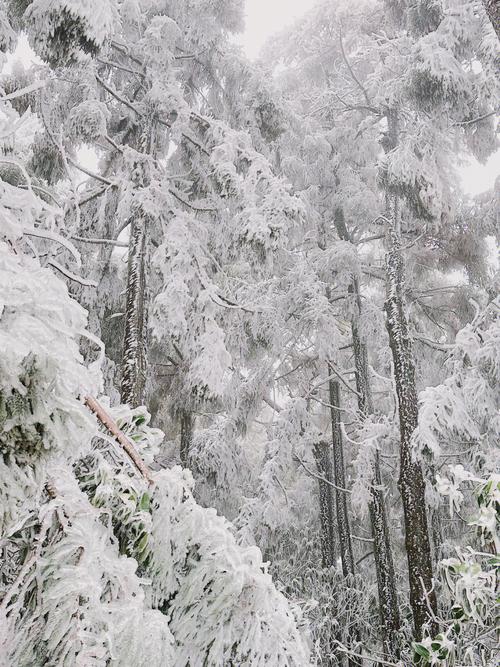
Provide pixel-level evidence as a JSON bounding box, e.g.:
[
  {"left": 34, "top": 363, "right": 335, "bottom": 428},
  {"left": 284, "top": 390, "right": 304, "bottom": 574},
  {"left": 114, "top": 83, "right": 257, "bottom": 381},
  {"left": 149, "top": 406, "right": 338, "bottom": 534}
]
[
  {"left": 180, "top": 409, "right": 194, "bottom": 465},
  {"left": 354, "top": 315, "right": 401, "bottom": 654},
  {"left": 384, "top": 192, "right": 438, "bottom": 639},
  {"left": 334, "top": 207, "right": 401, "bottom": 654},
  {"left": 121, "top": 215, "right": 148, "bottom": 407},
  {"left": 481, "top": 0, "right": 500, "bottom": 40},
  {"left": 314, "top": 440, "right": 337, "bottom": 567},
  {"left": 329, "top": 380, "right": 361, "bottom": 667},
  {"left": 329, "top": 380, "right": 355, "bottom": 578}
]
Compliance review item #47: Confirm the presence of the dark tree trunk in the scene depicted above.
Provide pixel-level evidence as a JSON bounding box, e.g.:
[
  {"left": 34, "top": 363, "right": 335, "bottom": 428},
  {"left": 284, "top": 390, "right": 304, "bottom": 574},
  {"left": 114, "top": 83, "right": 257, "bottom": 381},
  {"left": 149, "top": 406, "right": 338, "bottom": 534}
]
[
  {"left": 368, "top": 452, "right": 401, "bottom": 647},
  {"left": 329, "top": 380, "right": 361, "bottom": 667},
  {"left": 329, "top": 380, "right": 355, "bottom": 578},
  {"left": 314, "top": 440, "right": 337, "bottom": 567},
  {"left": 481, "top": 0, "right": 500, "bottom": 40},
  {"left": 180, "top": 409, "right": 194, "bottom": 465},
  {"left": 353, "top": 319, "right": 401, "bottom": 654},
  {"left": 334, "top": 207, "right": 401, "bottom": 654},
  {"left": 384, "top": 192, "right": 438, "bottom": 640},
  {"left": 121, "top": 215, "right": 148, "bottom": 407}
]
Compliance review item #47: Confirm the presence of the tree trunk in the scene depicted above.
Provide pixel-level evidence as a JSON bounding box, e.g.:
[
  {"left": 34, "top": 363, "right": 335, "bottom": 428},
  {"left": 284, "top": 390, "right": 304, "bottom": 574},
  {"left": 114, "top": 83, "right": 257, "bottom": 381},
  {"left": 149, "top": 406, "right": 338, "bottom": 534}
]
[
  {"left": 384, "top": 192, "right": 438, "bottom": 639},
  {"left": 329, "top": 380, "right": 355, "bottom": 578},
  {"left": 481, "top": 0, "right": 500, "bottom": 40},
  {"left": 329, "top": 380, "right": 361, "bottom": 667},
  {"left": 121, "top": 215, "right": 148, "bottom": 407},
  {"left": 180, "top": 409, "right": 194, "bottom": 465},
  {"left": 334, "top": 207, "right": 401, "bottom": 654},
  {"left": 314, "top": 440, "right": 337, "bottom": 568},
  {"left": 354, "top": 316, "right": 401, "bottom": 654}
]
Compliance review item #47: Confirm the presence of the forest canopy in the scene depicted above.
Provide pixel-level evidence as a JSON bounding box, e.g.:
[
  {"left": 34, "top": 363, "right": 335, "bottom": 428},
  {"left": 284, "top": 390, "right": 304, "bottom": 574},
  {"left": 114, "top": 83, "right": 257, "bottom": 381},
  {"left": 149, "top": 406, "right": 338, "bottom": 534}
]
[{"left": 0, "top": 0, "right": 498, "bottom": 666}]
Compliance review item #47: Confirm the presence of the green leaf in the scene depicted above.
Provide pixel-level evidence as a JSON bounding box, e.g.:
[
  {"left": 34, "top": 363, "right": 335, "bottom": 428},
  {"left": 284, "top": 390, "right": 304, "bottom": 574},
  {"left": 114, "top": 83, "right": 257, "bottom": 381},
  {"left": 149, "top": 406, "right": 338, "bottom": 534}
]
[
  {"left": 139, "top": 492, "right": 150, "bottom": 511},
  {"left": 136, "top": 533, "right": 148, "bottom": 554},
  {"left": 413, "top": 643, "right": 430, "bottom": 660}
]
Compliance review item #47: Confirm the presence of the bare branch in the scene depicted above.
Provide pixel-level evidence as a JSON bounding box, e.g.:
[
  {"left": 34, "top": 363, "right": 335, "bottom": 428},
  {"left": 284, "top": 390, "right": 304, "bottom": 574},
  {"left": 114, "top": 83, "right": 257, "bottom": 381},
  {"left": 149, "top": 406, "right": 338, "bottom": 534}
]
[
  {"left": 454, "top": 109, "right": 499, "bottom": 126},
  {"left": 47, "top": 260, "right": 97, "bottom": 287}
]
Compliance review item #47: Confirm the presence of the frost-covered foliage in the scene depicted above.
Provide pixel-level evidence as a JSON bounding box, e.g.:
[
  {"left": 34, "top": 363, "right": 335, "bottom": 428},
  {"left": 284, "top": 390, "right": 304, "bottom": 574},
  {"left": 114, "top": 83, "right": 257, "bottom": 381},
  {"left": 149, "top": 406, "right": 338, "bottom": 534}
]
[
  {"left": 78, "top": 412, "right": 310, "bottom": 666},
  {"left": 23, "top": 0, "right": 118, "bottom": 66},
  {"left": 1, "top": 0, "right": 499, "bottom": 664},
  {"left": 414, "top": 303, "right": 500, "bottom": 463},
  {"left": 411, "top": 305, "right": 499, "bottom": 665},
  {"left": 148, "top": 468, "right": 309, "bottom": 666},
  {"left": 413, "top": 465, "right": 499, "bottom": 666},
  {"left": 0, "top": 236, "right": 169, "bottom": 667},
  {"left": 0, "top": 240, "right": 98, "bottom": 521},
  {"left": 0, "top": 242, "right": 309, "bottom": 665}
]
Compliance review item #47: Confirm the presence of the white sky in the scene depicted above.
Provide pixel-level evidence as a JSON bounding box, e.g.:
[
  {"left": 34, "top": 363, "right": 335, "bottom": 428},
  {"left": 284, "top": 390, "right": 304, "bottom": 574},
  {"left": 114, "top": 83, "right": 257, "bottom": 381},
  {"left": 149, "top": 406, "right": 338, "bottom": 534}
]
[{"left": 240, "top": 0, "right": 316, "bottom": 59}]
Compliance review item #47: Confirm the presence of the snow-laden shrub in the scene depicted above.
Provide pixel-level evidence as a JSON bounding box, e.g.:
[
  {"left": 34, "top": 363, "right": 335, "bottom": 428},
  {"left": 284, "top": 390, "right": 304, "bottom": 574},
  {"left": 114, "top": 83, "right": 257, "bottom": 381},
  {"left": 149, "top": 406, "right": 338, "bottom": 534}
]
[
  {"left": 4, "top": 466, "right": 175, "bottom": 667},
  {"left": 0, "top": 243, "right": 98, "bottom": 533},
  {"left": 1, "top": 224, "right": 309, "bottom": 665},
  {"left": 80, "top": 409, "right": 311, "bottom": 666},
  {"left": 148, "top": 468, "right": 310, "bottom": 666},
  {"left": 412, "top": 305, "right": 499, "bottom": 666}
]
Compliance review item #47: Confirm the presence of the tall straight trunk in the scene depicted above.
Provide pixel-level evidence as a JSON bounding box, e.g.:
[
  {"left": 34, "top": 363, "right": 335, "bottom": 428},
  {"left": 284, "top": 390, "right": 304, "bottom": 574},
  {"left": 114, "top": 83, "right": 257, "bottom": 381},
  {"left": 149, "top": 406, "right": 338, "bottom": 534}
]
[
  {"left": 329, "top": 380, "right": 361, "bottom": 667},
  {"left": 180, "top": 409, "right": 194, "bottom": 465},
  {"left": 329, "top": 379, "right": 355, "bottom": 578},
  {"left": 334, "top": 208, "right": 400, "bottom": 653},
  {"left": 314, "top": 440, "right": 336, "bottom": 567},
  {"left": 121, "top": 216, "right": 148, "bottom": 407},
  {"left": 353, "top": 305, "right": 401, "bottom": 653},
  {"left": 384, "top": 192, "right": 438, "bottom": 639}
]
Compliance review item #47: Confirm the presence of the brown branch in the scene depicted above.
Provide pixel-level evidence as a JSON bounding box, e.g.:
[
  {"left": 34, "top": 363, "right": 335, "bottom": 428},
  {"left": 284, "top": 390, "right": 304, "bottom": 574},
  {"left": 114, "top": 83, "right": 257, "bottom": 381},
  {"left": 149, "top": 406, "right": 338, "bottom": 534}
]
[{"left": 84, "top": 395, "right": 154, "bottom": 485}]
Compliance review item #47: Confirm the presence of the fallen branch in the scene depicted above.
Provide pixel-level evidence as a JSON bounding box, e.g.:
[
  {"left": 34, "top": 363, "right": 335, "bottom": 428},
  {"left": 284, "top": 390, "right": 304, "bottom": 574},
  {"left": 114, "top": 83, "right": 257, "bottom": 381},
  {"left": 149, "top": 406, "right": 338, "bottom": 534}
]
[{"left": 84, "top": 395, "right": 155, "bottom": 485}]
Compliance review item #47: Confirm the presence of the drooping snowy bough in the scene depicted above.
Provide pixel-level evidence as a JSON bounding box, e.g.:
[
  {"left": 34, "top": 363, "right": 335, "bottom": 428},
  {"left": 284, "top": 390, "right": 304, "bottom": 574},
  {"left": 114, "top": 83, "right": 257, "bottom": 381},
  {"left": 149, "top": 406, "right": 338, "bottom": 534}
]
[{"left": 0, "top": 218, "right": 309, "bottom": 665}]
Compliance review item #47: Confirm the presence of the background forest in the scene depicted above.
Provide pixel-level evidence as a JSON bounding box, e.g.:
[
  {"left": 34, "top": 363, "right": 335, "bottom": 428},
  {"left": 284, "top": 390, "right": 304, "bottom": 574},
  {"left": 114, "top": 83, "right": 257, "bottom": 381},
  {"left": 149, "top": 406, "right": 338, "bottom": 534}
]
[{"left": 0, "top": 0, "right": 498, "bottom": 665}]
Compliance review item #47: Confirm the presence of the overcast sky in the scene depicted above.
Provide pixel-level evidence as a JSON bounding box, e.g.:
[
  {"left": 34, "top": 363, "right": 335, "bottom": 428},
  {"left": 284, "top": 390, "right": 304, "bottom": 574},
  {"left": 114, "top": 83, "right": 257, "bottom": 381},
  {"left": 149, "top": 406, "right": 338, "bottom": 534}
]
[{"left": 240, "top": 0, "right": 316, "bottom": 59}]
